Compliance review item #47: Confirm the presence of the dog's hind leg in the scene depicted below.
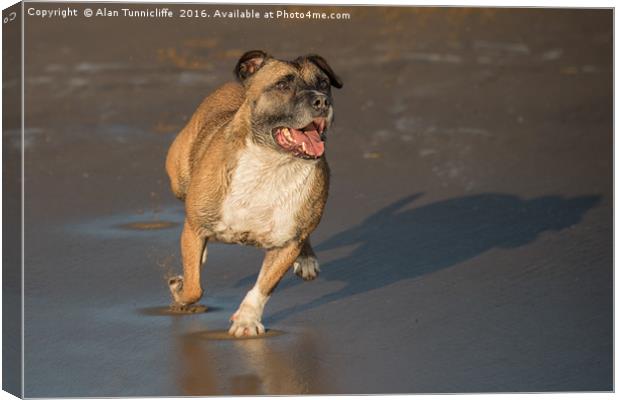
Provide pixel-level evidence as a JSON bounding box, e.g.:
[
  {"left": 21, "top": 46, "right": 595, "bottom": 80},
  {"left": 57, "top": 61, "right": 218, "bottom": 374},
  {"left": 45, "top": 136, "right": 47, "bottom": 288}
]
[
  {"left": 293, "top": 238, "right": 320, "bottom": 281},
  {"left": 169, "top": 219, "right": 207, "bottom": 306},
  {"left": 229, "top": 241, "right": 302, "bottom": 337}
]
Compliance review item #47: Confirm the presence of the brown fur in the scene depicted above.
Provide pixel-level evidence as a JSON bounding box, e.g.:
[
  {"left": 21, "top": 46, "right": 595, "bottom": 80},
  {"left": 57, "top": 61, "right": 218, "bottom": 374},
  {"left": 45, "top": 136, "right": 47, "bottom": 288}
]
[
  {"left": 165, "top": 50, "right": 341, "bottom": 336},
  {"left": 165, "top": 82, "right": 245, "bottom": 200}
]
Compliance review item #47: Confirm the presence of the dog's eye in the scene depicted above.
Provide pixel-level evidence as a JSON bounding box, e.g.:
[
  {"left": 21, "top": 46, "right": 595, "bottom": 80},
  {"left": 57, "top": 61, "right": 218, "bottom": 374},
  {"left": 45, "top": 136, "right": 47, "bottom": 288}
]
[
  {"left": 318, "top": 80, "right": 329, "bottom": 90},
  {"left": 276, "top": 80, "right": 289, "bottom": 91}
]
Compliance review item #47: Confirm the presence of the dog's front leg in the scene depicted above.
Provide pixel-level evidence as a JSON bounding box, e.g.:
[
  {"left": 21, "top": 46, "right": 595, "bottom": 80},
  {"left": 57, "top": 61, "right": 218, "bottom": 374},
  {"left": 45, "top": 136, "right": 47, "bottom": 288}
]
[
  {"left": 229, "top": 241, "right": 302, "bottom": 337},
  {"left": 168, "top": 219, "right": 207, "bottom": 306}
]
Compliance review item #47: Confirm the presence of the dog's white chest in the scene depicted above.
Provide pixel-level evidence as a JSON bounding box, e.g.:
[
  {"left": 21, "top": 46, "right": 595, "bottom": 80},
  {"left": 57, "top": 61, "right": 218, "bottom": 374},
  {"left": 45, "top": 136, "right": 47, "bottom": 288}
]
[{"left": 215, "top": 143, "right": 315, "bottom": 247}]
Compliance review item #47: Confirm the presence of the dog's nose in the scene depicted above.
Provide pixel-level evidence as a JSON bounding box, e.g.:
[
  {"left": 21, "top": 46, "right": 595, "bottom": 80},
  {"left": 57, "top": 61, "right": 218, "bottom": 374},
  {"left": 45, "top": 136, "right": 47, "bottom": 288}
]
[{"left": 312, "top": 94, "right": 330, "bottom": 112}]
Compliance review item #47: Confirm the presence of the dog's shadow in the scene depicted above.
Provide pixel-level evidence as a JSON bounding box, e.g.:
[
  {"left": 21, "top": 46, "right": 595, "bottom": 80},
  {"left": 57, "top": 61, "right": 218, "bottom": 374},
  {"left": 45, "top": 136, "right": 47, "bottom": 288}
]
[{"left": 238, "top": 192, "right": 601, "bottom": 323}]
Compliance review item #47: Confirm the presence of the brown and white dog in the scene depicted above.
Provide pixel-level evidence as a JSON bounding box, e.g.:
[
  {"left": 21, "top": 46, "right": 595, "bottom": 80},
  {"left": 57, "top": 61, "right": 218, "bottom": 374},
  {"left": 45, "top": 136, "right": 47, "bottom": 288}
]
[{"left": 165, "top": 50, "right": 342, "bottom": 337}]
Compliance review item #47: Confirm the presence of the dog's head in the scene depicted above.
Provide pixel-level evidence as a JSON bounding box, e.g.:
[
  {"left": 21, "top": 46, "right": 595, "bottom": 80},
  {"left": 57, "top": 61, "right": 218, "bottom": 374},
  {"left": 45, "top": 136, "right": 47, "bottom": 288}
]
[{"left": 234, "top": 50, "right": 343, "bottom": 160}]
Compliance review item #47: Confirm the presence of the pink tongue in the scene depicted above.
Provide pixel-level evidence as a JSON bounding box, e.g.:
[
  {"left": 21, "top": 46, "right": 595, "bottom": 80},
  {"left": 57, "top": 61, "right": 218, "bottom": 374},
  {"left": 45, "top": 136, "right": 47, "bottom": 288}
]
[{"left": 292, "top": 129, "right": 324, "bottom": 157}]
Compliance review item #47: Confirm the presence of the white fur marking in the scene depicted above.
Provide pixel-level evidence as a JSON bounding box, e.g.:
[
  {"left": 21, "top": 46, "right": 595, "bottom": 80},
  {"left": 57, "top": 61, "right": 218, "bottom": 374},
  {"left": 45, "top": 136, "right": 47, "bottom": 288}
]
[
  {"left": 217, "top": 141, "right": 315, "bottom": 247},
  {"left": 229, "top": 286, "right": 269, "bottom": 337},
  {"left": 243, "top": 286, "right": 268, "bottom": 316}
]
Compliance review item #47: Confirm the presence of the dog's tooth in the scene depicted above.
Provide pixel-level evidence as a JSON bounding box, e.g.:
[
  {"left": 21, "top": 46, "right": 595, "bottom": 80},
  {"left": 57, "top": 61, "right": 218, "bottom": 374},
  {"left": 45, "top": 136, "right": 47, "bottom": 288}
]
[
  {"left": 283, "top": 128, "right": 293, "bottom": 142},
  {"left": 301, "top": 142, "right": 307, "bottom": 153}
]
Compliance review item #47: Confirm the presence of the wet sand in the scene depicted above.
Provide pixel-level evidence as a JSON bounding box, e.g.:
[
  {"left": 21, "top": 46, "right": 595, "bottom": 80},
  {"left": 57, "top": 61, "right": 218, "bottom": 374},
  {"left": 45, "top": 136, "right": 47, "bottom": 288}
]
[{"left": 20, "top": 6, "right": 611, "bottom": 396}]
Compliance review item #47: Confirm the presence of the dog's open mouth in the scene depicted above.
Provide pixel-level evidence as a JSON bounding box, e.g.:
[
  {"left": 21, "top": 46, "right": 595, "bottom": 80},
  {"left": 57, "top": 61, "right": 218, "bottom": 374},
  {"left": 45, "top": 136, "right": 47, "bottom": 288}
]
[{"left": 273, "top": 118, "right": 327, "bottom": 159}]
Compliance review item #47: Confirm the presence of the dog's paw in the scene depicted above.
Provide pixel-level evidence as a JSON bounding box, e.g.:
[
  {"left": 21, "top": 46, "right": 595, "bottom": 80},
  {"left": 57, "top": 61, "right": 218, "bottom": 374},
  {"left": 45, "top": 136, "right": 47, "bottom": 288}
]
[
  {"left": 168, "top": 275, "right": 203, "bottom": 306},
  {"left": 229, "top": 318, "right": 265, "bottom": 338},
  {"left": 293, "top": 255, "right": 320, "bottom": 281},
  {"left": 168, "top": 275, "right": 184, "bottom": 303},
  {"left": 229, "top": 307, "right": 265, "bottom": 337}
]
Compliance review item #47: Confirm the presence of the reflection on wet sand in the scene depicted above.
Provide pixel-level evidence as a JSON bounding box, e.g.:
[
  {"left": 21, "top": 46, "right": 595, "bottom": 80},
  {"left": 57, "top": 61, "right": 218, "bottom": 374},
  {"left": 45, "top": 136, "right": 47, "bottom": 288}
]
[
  {"left": 170, "top": 318, "right": 324, "bottom": 395},
  {"left": 191, "top": 329, "right": 283, "bottom": 340}
]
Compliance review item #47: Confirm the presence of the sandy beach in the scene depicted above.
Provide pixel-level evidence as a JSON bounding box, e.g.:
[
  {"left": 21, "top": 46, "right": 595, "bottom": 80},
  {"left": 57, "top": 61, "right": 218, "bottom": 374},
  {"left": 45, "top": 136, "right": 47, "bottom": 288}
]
[{"left": 17, "top": 6, "right": 612, "bottom": 395}]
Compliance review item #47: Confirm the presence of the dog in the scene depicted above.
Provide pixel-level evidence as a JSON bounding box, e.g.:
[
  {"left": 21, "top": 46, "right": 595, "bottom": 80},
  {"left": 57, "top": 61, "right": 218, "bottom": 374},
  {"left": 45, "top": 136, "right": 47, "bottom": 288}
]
[{"left": 165, "top": 50, "right": 342, "bottom": 337}]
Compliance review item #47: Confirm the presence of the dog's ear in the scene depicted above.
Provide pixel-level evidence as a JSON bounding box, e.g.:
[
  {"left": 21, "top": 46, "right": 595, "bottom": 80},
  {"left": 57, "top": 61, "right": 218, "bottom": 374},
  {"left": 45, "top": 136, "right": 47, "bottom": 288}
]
[
  {"left": 234, "top": 50, "right": 270, "bottom": 82},
  {"left": 307, "top": 54, "right": 343, "bottom": 89}
]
